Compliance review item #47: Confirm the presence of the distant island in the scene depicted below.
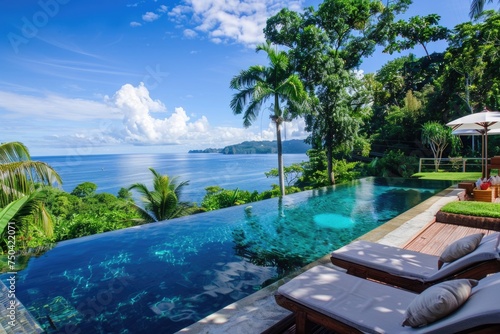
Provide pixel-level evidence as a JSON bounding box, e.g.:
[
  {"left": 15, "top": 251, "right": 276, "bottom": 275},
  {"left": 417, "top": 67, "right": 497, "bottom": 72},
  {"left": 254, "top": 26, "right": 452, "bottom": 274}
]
[{"left": 189, "top": 139, "right": 311, "bottom": 154}]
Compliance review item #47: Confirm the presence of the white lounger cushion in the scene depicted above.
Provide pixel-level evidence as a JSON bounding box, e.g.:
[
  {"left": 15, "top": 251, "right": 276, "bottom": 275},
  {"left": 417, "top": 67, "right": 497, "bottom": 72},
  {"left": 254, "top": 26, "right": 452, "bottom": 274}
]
[
  {"left": 277, "top": 265, "right": 500, "bottom": 334},
  {"left": 331, "top": 232, "right": 500, "bottom": 282}
]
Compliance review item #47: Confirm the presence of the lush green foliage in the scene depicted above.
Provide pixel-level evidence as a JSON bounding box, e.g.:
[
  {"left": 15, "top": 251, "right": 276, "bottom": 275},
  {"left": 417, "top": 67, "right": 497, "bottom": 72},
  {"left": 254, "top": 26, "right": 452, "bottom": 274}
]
[
  {"left": 297, "top": 149, "right": 361, "bottom": 188},
  {"left": 265, "top": 163, "right": 304, "bottom": 187},
  {"left": 264, "top": 0, "right": 396, "bottom": 184},
  {"left": 368, "top": 150, "right": 419, "bottom": 178},
  {"left": 71, "top": 182, "right": 97, "bottom": 197},
  {"left": 201, "top": 164, "right": 306, "bottom": 211},
  {"left": 384, "top": 14, "right": 450, "bottom": 57},
  {"left": 201, "top": 186, "right": 260, "bottom": 211},
  {"left": 128, "top": 168, "right": 193, "bottom": 221},
  {"left": 469, "top": 0, "right": 499, "bottom": 19},
  {"left": 1, "top": 183, "right": 147, "bottom": 251},
  {"left": 0, "top": 142, "right": 62, "bottom": 251},
  {"left": 43, "top": 185, "right": 146, "bottom": 243}
]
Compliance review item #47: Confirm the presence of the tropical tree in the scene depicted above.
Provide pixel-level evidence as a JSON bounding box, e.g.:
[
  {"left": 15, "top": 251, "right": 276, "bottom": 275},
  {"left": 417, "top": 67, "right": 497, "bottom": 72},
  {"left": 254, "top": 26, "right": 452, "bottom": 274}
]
[
  {"left": 264, "top": 0, "right": 401, "bottom": 184},
  {"left": 265, "top": 163, "right": 303, "bottom": 187},
  {"left": 128, "top": 168, "right": 190, "bottom": 221},
  {"left": 421, "top": 122, "right": 454, "bottom": 172},
  {"left": 470, "top": 0, "right": 499, "bottom": 19},
  {"left": 0, "top": 142, "right": 62, "bottom": 248},
  {"left": 71, "top": 182, "right": 97, "bottom": 198},
  {"left": 441, "top": 11, "right": 500, "bottom": 122},
  {"left": 230, "top": 42, "right": 307, "bottom": 196},
  {"left": 384, "top": 14, "right": 450, "bottom": 59}
]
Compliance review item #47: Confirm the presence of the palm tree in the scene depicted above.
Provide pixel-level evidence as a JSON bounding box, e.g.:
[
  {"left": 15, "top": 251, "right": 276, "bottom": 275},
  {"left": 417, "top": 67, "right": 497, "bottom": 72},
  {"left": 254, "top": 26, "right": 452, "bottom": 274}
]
[
  {"left": 230, "top": 42, "right": 307, "bottom": 196},
  {"left": 128, "top": 168, "right": 190, "bottom": 221},
  {"left": 470, "top": 0, "right": 499, "bottom": 18},
  {"left": 0, "top": 142, "right": 62, "bottom": 242}
]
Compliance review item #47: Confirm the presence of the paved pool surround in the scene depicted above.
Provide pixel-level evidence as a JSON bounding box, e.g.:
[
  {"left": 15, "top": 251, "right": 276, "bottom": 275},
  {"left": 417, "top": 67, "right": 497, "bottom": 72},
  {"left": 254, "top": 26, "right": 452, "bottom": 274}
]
[{"left": 176, "top": 186, "right": 461, "bottom": 334}]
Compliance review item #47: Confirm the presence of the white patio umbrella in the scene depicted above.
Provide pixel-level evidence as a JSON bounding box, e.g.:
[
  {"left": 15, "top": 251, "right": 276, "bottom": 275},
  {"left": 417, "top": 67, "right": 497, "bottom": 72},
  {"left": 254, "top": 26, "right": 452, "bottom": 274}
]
[{"left": 447, "top": 109, "right": 500, "bottom": 178}]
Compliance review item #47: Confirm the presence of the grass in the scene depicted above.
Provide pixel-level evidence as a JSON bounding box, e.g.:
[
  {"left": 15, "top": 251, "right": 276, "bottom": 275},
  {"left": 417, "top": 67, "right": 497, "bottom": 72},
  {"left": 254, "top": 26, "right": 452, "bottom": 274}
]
[
  {"left": 440, "top": 201, "right": 500, "bottom": 219},
  {"left": 414, "top": 171, "right": 500, "bottom": 218},
  {"left": 412, "top": 172, "right": 482, "bottom": 181}
]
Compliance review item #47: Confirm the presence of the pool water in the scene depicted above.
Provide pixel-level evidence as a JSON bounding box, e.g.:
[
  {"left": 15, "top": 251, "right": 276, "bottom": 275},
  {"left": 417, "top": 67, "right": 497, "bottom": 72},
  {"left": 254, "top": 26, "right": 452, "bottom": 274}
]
[{"left": 2, "top": 178, "right": 451, "bottom": 333}]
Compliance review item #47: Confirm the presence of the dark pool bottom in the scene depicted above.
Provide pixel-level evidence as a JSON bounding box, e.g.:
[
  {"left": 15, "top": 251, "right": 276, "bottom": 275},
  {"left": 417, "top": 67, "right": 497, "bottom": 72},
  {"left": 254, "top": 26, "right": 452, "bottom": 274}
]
[{"left": 1, "top": 178, "right": 451, "bottom": 333}]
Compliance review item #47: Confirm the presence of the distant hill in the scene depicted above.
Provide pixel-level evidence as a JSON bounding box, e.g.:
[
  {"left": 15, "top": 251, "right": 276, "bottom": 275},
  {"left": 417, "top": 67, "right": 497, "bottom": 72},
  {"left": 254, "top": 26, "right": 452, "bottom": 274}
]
[{"left": 188, "top": 139, "right": 311, "bottom": 154}]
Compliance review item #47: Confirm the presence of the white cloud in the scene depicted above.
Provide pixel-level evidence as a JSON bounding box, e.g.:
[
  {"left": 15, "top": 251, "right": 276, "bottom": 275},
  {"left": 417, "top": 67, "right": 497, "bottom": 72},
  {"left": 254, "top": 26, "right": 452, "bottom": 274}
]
[
  {"left": 0, "top": 84, "right": 308, "bottom": 155},
  {"left": 109, "top": 83, "right": 307, "bottom": 147},
  {"left": 169, "top": 0, "right": 305, "bottom": 47},
  {"left": 142, "top": 11, "right": 160, "bottom": 22},
  {"left": 183, "top": 29, "right": 198, "bottom": 38},
  {"left": 0, "top": 90, "right": 120, "bottom": 121},
  {"left": 139, "top": 5, "right": 169, "bottom": 24},
  {"left": 130, "top": 21, "right": 142, "bottom": 27},
  {"left": 110, "top": 83, "right": 218, "bottom": 145},
  {"left": 126, "top": 1, "right": 145, "bottom": 7}
]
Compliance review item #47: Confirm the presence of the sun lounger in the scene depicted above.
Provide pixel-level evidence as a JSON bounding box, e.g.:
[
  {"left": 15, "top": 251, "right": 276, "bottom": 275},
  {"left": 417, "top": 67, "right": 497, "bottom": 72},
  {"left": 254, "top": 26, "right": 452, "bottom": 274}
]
[
  {"left": 330, "top": 232, "right": 500, "bottom": 292},
  {"left": 275, "top": 265, "right": 500, "bottom": 334}
]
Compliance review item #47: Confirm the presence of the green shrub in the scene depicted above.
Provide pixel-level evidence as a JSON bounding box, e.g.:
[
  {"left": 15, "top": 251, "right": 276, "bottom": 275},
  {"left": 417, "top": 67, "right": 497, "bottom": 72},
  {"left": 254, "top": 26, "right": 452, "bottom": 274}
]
[{"left": 370, "top": 150, "right": 419, "bottom": 178}]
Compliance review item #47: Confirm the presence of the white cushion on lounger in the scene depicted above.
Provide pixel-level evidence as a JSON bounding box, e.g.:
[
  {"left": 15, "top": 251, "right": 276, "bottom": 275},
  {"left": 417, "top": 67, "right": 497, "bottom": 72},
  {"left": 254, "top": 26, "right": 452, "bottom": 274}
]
[
  {"left": 277, "top": 265, "right": 500, "bottom": 334},
  {"left": 331, "top": 232, "right": 500, "bottom": 283}
]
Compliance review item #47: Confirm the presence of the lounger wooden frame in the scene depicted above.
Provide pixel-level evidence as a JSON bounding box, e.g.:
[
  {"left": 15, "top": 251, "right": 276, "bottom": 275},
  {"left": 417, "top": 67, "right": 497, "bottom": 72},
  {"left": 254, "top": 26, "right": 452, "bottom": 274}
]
[
  {"left": 274, "top": 293, "right": 500, "bottom": 334},
  {"left": 330, "top": 256, "right": 500, "bottom": 292}
]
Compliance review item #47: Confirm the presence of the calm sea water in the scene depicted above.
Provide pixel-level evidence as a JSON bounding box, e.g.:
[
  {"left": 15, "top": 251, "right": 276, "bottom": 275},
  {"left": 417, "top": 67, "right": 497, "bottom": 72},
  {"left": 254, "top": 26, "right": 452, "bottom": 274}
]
[{"left": 35, "top": 153, "right": 308, "bottom": 204}]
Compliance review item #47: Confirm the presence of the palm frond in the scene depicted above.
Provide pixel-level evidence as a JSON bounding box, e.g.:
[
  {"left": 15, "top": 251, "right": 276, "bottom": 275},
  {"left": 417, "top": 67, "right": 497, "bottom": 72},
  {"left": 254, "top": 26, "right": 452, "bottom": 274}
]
[
  {"left": 0, "top": 196, "right": 29, "bottom": 235},
  {"left": 0, "top": 142, "right": 30, "bottom": 164}
]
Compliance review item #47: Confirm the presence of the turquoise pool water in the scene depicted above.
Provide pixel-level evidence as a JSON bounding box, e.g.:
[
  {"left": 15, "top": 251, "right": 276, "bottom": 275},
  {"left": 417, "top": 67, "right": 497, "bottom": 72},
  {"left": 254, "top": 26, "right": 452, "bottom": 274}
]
[{"left": 2, "top": 178, "right": 451, "bottom": 333}]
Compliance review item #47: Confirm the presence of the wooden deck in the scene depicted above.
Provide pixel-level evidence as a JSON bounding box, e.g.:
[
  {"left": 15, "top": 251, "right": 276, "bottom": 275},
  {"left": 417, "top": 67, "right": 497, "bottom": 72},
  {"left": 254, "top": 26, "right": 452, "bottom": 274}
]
[{"left": 403, "top": 220, "right": 498, "bottom": 256}]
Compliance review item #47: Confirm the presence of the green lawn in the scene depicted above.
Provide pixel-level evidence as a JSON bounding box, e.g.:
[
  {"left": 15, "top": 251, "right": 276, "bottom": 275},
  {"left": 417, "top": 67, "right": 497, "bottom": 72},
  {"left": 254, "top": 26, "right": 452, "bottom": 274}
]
[
  {"left": 413, "top": 172, "right": 500, "bottom": 218},
  {"left": 412, "top": 172, "right": 482, "bottom": 181},
  {"left": 440, "top": 201, "right": 500, "bottom": 219}
]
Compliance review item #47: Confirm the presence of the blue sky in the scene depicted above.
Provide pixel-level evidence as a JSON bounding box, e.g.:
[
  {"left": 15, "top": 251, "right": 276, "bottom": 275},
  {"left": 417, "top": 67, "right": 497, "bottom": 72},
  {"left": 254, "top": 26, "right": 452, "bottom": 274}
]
[{"left": 0, "top": 0, "right": 482, "bottom": 156}]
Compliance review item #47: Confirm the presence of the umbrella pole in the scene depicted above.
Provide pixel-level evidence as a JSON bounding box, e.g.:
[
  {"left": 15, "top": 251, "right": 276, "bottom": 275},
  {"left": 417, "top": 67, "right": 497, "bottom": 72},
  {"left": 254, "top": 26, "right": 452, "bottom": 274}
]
[
  {"left": 485, "top": 127, "right": 489, "bottom": 179},
  {"left": 481, "top": 133, "right": 485, "bottom": 178}
]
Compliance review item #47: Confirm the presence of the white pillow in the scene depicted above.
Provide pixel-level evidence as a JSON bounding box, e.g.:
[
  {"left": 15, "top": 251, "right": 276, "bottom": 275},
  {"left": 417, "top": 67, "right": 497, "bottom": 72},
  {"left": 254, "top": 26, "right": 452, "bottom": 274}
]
[
  {"left": 402, "top": 279, "right": 478, "bottom": 328},
  {"left": 438, "top": 233, "right": 484, "bottom": 269}
]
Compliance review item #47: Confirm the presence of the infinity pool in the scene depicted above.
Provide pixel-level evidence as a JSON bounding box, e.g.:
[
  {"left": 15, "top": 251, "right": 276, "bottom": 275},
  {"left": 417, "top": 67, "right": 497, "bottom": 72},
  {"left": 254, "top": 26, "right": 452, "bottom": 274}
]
[{"left": 2, "top": 178, "right": 451, "bottom": 333}]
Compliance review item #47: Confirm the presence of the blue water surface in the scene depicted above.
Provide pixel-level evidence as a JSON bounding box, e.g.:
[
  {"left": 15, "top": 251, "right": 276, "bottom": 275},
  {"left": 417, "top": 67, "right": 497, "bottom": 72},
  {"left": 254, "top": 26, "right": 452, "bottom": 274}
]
[
  {"left": 2, "top": 177, "right": 451, "bottom": 333},
  {"left": 36, "top": 153, "right": 308, "bottom": 204}
]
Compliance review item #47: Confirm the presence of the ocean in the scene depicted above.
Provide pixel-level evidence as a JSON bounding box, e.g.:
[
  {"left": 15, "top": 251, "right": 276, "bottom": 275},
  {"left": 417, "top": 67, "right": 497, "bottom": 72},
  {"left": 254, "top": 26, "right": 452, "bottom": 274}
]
[{"left": 35, "top": 153, "right": 308, "bottom": 204}]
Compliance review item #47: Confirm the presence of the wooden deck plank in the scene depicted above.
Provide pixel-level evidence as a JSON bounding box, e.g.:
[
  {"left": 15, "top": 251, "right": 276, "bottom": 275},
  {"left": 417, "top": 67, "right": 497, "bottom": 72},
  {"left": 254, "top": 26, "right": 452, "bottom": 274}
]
[{"left": 404, "top": 222, "right": 497, "bottom": 256}]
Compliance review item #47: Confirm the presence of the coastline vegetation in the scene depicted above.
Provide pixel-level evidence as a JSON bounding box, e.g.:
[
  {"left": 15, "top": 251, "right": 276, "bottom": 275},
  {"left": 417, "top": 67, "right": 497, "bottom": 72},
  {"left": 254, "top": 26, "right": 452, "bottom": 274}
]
[{"left": 1, "top": 4, "right": 499, "bottom": 261}]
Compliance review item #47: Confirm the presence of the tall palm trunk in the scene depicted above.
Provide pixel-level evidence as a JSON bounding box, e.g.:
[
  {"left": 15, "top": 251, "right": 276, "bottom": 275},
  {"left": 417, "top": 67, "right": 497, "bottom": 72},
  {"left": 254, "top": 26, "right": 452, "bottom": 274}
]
[
  {"left": 276, "top": 120, "right": 285, "bottom": 196},
  {"left": 274, "top": 95, "right": 286, "bottom": 197}
]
